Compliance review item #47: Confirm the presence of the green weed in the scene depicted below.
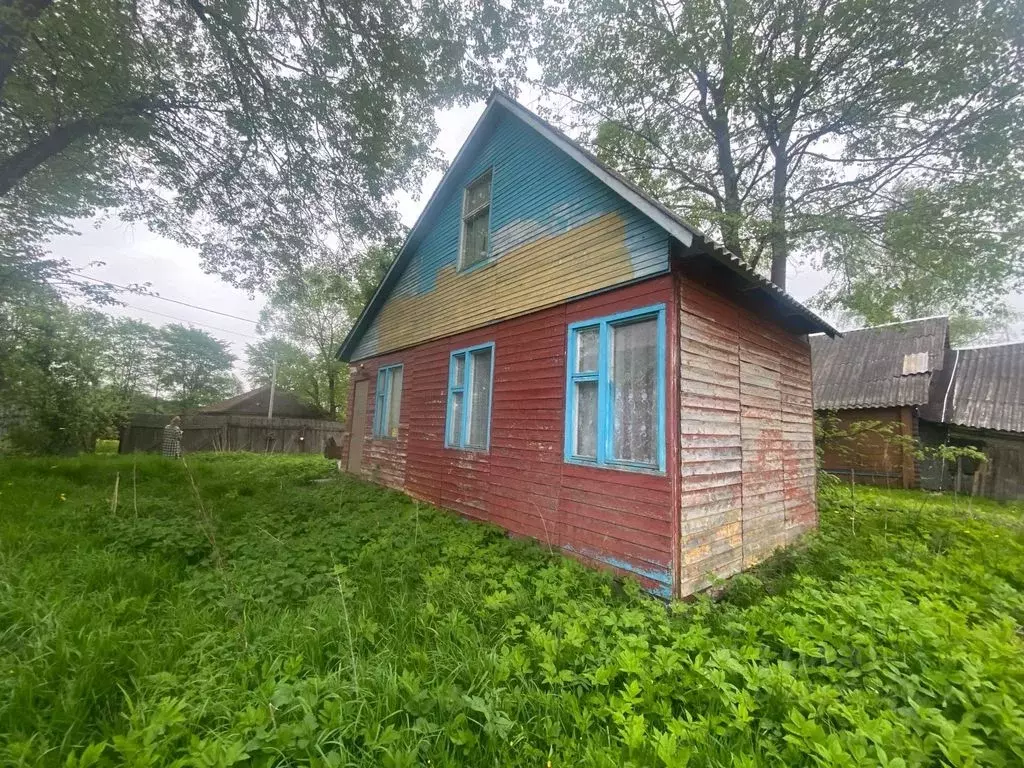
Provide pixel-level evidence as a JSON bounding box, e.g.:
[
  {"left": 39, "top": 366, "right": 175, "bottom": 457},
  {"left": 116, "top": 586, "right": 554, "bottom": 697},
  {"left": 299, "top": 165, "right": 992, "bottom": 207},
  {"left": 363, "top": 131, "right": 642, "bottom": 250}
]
[{"left": 0, "top": 454, "right": 1022, "bottom": 766}]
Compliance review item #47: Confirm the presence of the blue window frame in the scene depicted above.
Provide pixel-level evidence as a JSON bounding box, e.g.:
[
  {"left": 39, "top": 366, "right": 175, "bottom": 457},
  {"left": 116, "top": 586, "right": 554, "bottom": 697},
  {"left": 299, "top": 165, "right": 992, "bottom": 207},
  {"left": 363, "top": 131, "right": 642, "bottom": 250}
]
[
  {"left": 373, "top": 364, "right": 403, "bottom": 438},
  {"left": 445, "top": 342, "right": 495, "bottom": 450},
  {"left": 564, "top": 305, "right": 666, "bottom": 472}
]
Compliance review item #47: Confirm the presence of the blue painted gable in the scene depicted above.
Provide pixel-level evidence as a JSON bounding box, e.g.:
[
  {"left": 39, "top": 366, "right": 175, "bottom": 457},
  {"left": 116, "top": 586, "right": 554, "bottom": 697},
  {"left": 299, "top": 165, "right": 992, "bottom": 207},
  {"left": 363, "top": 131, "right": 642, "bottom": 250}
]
[{"left": 350, "top": 108, "right": 671, "bottom": 360}]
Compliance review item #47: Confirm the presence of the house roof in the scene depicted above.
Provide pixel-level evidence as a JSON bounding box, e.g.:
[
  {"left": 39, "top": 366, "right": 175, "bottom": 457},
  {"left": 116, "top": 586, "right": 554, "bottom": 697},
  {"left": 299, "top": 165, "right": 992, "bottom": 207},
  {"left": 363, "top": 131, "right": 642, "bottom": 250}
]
[
  {"left": 198, "top": 386, "right": 321, "bottom": 418},
  {"left": 337, "top": 91, "right": 836, "bottom": 362},
  {"left": 809, "top": 316, "right": 950, "bottom": 410},
  {"left": 920, "top": 342, "right": 1024, "bottom": 434}
]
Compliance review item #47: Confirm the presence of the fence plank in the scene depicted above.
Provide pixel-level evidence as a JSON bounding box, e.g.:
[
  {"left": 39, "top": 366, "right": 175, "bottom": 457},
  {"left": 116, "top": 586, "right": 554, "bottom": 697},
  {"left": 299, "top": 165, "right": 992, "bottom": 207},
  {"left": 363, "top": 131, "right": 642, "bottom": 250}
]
[{"left": 119, "top": 413, "right": 347, "bottom": 455}]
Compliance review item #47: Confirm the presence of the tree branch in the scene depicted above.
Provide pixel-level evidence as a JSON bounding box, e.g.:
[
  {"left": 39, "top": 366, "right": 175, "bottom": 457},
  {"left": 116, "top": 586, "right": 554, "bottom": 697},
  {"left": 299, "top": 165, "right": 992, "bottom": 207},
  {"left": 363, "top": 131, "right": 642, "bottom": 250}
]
[{"left": 0, "top": 95, "right": 156, "bottom": 196}]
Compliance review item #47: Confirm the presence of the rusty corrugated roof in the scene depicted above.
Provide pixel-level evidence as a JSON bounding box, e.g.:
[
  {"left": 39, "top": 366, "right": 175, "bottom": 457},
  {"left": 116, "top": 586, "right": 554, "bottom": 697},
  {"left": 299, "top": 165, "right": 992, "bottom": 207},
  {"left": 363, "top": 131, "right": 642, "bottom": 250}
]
[
  {"left": 921, "top": 342, "right": 1024, "bottom": 434},
  {"left": 810, "top": 317, "right": 950, "bottom": 409}
]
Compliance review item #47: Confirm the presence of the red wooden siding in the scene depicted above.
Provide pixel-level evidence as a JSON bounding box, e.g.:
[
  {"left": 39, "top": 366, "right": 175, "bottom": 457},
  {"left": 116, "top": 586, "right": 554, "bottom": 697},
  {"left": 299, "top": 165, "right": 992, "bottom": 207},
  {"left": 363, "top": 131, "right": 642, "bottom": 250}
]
[
  {"left": 346, "top": 354, "right": 409, "bottom": 491},
  {"left": 344, "top": 277, "right": 676, "bottom": 595},
  {"left": 677, "top": 276, "right": 816, "bottom": 595}
]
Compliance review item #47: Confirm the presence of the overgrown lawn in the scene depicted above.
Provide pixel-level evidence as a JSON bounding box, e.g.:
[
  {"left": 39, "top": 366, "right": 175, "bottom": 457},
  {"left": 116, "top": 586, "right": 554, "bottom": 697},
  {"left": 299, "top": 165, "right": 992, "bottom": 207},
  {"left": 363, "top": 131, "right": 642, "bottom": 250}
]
[{"left": 1, "top": 454, "right": 1022, "bottom": 766}]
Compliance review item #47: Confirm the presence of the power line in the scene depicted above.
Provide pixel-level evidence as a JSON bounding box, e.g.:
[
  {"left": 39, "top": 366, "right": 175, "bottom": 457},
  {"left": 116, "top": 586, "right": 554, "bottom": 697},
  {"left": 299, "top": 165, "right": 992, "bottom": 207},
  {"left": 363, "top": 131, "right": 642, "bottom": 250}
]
[
  {"left": 121, "top": 302, "right": 259, "bottom": 342},
  {"left": 70, "top": 271, "right": 260, "bottom": 325}
]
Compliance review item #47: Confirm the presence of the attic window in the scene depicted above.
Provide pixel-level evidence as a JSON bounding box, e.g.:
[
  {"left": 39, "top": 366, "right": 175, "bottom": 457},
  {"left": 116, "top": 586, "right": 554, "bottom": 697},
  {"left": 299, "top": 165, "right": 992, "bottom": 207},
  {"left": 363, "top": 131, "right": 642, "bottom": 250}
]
[
  {"left": 902, "top": 351, "right": 930, "bottom": 375},
  {"left": 459, "top": 169, "right": 492, "bottom": 270}
]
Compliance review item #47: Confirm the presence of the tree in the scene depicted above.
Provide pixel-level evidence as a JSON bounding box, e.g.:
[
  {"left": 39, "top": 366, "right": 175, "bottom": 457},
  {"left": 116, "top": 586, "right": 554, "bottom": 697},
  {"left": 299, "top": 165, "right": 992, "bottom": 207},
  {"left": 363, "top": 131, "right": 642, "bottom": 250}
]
[
  {"left": 536, "top": 0, "right": 1024, "bottom": 298},
  {"left": 258, "top": 265, "right": 356, "bottom": 418},
  {"left": 342, "top": 243, "right": 398, "bottom": 320},
  {"left": 1, "top": 0, "right": 536, "bottom": 295},
  {"left": 0, "top": 299, "right": 119, "bottom": 453},
  {"left": 815, "top": 181, "right": 1024, "bottom": 335},
  {"left": 99, "top": 318, "right": 159, "bottom": 405},
  {"left": 152, "top": 325, "right": 236, "bottom": 409},
  {"left": 245, "top": 336, "right": 326, "bottom": 415}
]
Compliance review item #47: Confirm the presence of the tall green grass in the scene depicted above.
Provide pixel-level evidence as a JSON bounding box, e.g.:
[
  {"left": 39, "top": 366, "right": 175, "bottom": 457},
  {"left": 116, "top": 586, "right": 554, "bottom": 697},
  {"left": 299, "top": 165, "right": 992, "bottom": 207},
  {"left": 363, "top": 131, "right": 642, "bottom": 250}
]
[{"left": 1, "top": 454, "right": 1022, "bottom": 766}]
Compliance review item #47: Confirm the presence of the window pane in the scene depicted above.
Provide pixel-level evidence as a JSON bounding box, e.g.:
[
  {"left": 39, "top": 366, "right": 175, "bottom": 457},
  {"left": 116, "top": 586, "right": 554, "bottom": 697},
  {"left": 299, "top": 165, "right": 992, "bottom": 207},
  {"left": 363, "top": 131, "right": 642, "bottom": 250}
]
[
  {"left": 574, "top": 379, "right": 598, "bottom": 458},
  {"left": 464, "top": 172, "right": 491, "bottom": 214},
  {"left": 462, "top": 210, "right": 489, "bottom": 268},
  {"left": 575, "top": 326, "right": 599, "bottom": 372},
  {"left": 448, "top": 391, "right": 463, "bottom": 445},
  {"left": 374, "top": 390, "right": 385, "bottom": 435},
  {"left": 452, "top": 354, "right": 465, "bottom": 387},
  {"left": 468, "top": 348, "right": 492, "bottom": 447},
  {"left": 387, "top": 368, "right": 402, "bottom": 437},
  {"left": 610, "top": 319, "right": 657, "bottom": 464}
]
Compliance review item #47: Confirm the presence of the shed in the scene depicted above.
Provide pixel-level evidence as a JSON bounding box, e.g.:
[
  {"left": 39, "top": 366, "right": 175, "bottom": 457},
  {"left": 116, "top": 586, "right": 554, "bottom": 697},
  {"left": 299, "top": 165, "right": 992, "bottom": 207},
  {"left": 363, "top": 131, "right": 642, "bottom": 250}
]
[
  {"left": 918, "top": 342, "right": 1024, "bottom": 499},
  {"left": 809, "top": 317, "right": 950, "bottom": 488},
  {"left": 333, "top": 90, "right": 836, "bottom": 598},
  {"left": 811, "top": 319, "right": 1024, "bottom": 500}
]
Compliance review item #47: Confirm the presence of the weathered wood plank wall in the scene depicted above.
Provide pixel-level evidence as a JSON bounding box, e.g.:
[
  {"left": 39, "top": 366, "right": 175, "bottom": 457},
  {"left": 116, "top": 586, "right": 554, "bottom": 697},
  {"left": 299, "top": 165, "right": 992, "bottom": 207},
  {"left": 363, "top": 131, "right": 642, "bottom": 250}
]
[
  {"left": 119, "top": 414, "right": 345, "bottom": 455},
  {"left": 677, "top": 276, "right": 816, "bottom": 595},
  {"left": 818, "top": 406, "right": 916, "bottom": 488}
]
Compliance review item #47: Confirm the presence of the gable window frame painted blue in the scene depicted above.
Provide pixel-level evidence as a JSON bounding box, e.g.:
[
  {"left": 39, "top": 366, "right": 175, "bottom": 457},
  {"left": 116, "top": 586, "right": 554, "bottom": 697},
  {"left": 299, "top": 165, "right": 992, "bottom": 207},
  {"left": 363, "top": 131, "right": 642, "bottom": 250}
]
[
  {"left": 564, "top": 304, "right": 667, "bottom": 473},
  {"left": 373, "top": 364, "right": 404, "bottom": 439},
  {"left": 445, "top": 342, "right": 495, "bottom": 451},
  {"left": 457, "top": 167, "right": 493, "bottom": 272}
]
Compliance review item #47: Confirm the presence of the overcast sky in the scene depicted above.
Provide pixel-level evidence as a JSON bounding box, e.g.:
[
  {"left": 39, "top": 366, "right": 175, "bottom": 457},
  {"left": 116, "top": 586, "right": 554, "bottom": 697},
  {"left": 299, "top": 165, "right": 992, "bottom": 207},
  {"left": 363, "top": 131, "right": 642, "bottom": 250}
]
[{"left": 50, "top": 95, "right": 1023, "bottom": 384}]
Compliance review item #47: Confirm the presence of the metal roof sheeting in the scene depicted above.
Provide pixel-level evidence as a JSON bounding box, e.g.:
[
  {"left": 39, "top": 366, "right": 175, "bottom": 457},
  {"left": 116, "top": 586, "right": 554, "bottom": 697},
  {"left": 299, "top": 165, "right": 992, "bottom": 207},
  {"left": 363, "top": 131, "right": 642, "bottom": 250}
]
[
  {"left": 810, "top": 317, "right": 949, "bottom": 409},
  {"left": 921, "top": 342, "right": 1024, "bottom": 434}
]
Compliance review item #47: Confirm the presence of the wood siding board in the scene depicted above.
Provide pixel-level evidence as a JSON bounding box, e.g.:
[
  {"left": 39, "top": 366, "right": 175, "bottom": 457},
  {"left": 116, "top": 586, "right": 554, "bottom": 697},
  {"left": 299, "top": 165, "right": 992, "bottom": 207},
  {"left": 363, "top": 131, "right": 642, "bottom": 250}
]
[
  {"left": 676, "top": 274, "right": 817, "bottom": 596},
  {"left": 345, "top": 277, "right": 677, "bottom": 593},
  {"left": 353, "top": 115, "right": 670, "bottom": 360}
]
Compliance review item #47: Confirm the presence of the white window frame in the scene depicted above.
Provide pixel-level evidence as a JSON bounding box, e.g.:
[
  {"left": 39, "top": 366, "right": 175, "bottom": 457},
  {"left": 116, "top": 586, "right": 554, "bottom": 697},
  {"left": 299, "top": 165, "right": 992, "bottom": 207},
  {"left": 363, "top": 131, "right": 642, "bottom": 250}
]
[
  {"left": 373, "top": 364, "right": 403, "bottom": 439},
  {"left": 458, "top": 169, "right": 493, "bottom": 271}
]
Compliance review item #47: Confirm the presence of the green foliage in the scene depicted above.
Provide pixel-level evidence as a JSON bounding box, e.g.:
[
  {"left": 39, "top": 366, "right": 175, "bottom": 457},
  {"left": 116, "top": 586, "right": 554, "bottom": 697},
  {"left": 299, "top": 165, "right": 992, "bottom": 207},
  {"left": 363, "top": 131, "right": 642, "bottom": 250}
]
[
  {"left": 815, "top": 182, "right": 1024, "bottom": 334},
  {"left": 0, "top": 298, "right": 121, "bottom": 453},
  {"left": 0, "top": 0, "right": 536, "bottom": 294},
  {"left": 536, "top": 0, "right": 1024, "bottom": 316},
  {"left": 1, "top": 454, "right": 1022, "bottom": 766},
  {"left": 101, "top": 318, "right": 161, "bottom": 404},
  {"left": 245, "top": 336, "right": 327, "bottom": 416},
  {"left": 152, "top": 324, "right": 237, "bottom": 410}
]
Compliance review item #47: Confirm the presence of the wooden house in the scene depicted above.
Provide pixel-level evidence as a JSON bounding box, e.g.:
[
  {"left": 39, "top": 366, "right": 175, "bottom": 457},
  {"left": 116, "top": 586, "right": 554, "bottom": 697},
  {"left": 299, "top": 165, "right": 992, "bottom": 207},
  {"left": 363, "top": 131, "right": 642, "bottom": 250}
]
[
  {"left": 336, "top": 92, "right": 837, "bottom": 597},
  {"left": 198, "top": 385, "right": 322, "bottom": 419},
  {"left": 811, "top": 319, "right": 1024, "bottom": 500},
  {"left": 918, "top": 341, "right": 1024, "bottom": 499},
  {"left": 810, "top": 317, "right": 950, "bottom": 489}
]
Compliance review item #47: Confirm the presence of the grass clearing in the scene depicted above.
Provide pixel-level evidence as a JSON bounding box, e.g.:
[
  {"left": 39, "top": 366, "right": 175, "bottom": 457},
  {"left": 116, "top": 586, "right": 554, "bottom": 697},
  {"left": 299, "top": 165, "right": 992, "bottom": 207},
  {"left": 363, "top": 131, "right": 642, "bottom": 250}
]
[{"left": 1, "top": 453, "right": 1023, "bottom": 767}]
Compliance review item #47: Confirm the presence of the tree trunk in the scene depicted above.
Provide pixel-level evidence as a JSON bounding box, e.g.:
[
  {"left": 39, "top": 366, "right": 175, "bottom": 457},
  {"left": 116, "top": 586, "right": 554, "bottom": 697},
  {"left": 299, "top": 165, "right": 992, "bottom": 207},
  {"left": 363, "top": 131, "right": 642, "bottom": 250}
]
[
  {"left": 327, "top": 371, "right": 336, "bottom": 418},
  {"left": 769, "top": 147, "right": 789, "bottom": 289},
  {"left": 710, "top": 114, "right": 744, "bottom": 262},
  {"left": 0, "top": 0, "right": 53, "bottom": 94}
]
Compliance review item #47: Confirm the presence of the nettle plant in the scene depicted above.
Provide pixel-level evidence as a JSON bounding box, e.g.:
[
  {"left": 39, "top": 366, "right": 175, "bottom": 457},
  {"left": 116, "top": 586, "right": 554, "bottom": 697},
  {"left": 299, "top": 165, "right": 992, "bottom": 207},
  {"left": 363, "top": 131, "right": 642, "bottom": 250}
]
[{"left": 815, "top": 413, "right": 987, "bottom": 492}]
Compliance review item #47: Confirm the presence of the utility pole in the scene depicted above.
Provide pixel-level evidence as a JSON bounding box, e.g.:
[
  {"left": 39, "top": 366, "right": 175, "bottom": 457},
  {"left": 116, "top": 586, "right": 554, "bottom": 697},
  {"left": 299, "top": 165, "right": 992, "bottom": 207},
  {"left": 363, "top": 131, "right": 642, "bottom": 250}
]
[{"left": 268, "top": 358, "right": 277, "bottom": 418}]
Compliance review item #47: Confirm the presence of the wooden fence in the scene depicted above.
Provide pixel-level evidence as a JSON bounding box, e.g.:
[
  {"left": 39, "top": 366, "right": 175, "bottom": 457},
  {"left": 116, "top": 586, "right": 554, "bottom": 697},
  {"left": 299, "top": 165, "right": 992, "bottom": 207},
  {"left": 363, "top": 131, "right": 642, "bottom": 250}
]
[{"left": 119, "top": 413, "right": 346, "bottom": 455}]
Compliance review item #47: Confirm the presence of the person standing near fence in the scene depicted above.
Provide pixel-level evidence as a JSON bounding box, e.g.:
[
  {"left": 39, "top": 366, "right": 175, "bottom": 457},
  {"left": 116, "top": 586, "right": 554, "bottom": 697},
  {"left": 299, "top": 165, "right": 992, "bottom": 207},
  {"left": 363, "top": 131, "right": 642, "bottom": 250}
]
[{"left": 162, "top": 416, "right": 183, "bottom": 458}]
